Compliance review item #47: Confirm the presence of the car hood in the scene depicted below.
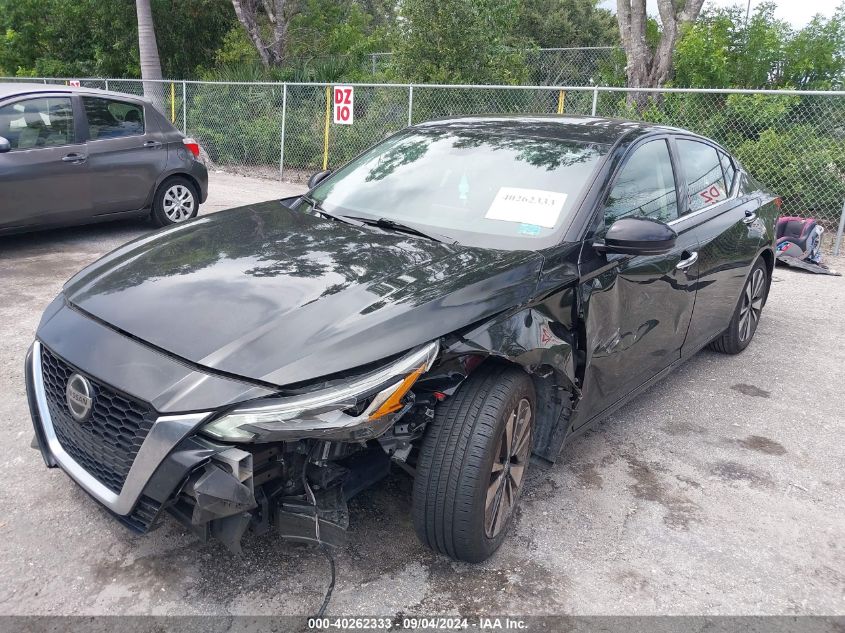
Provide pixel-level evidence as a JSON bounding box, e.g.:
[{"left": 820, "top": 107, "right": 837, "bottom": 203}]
[{"left": 63, "top": 201, "right": 545, "bottom": 387}]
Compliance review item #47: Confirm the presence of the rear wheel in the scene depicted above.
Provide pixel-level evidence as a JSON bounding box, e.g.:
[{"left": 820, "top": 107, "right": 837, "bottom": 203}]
[
  {"left": 710, "top": 259, "right": 768, "bottom": 354},
  {"left": 151, "top": 176, "right": 199, "bottom": 227},
  {"left": 412, "top": 365, "right": 535, "bottom": 562}
]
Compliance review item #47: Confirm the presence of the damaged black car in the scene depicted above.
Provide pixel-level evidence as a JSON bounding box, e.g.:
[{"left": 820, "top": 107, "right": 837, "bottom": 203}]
[{"left": 27, "top": 116, "right": 778, "bottom": 562}]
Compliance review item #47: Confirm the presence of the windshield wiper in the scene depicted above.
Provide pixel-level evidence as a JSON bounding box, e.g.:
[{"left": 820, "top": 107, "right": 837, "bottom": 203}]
[
  {"left": 300, "top": 195, "right": 362, "bottom": 226},
  {"left": 345, "top": 216, "right": 457, "bottom": 244}
]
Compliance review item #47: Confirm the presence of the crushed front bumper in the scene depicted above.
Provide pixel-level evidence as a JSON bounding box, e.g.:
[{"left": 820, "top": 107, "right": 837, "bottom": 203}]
[
  {"left": 26, "top": 337, "right": 387, "bottom": 551},
  {"left": 26, "top": 339, "right": 259, "bottom": 539}
]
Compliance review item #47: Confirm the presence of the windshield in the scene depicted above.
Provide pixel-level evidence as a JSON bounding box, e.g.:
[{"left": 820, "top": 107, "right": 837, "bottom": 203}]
[{"left": 306, "top": 127, "right": 609, "bottom": 249}]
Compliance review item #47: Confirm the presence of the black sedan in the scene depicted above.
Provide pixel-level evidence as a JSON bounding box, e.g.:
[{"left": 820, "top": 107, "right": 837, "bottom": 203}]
[
  {"left": 26, "top": 116, "right": 778, "bottom": 562},
  {"left": 0, "top": 83, "right": 208, "bottom": 234}
]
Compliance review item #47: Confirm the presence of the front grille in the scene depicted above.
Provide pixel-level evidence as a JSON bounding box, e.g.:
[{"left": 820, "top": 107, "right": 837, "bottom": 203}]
[{"left": 40, "top": 346, "right": 158, "bottom": 494}]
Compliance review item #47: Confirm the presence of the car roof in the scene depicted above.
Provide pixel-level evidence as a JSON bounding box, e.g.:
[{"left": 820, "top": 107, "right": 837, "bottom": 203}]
[
  {"left": 412, "top": 115, "right": 685, "bottom": 147},
  {"left": 0, "top": 82, "right": 149, "bottom": 103}
]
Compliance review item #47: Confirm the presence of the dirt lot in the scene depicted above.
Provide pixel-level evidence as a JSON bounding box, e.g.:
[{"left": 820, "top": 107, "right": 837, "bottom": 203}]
[{"left": 0, "top": 172, "right": 842, "bottom": 617}]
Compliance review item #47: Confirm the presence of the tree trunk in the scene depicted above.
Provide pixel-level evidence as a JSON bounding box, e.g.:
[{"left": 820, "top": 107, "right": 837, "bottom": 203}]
[
  {"left": 136, "top": 0, "right": 165, "bottom": 113},
  {"left": 616, "top": 0, "right": 705, "bottom": 108},
  {"left": 231, "top": 0, "right": 291, "bottom": 67}
]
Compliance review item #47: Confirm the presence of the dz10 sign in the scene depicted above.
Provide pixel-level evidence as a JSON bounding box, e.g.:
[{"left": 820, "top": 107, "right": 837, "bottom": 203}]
[{"left": 333, "top": 86, "right": 354, "bottom": 125}]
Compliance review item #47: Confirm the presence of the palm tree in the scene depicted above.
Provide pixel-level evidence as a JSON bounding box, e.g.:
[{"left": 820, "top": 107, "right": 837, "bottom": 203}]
[{"left": 136, "top": 0, "right": 165, "bottom": 113}]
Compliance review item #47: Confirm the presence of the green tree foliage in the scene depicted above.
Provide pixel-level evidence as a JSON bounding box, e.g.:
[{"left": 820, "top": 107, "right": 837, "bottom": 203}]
[
  {"left": 287, "top": 0, "right": 389, "bottom": 60},
  {"left": 674, "top": 1, "right": 845, "bottom": 89},
  {"left": 514, "top": 0, "right": 618, "bottom": 48},
  {"left": 392, "top": 0, "right": 530, "bottom": 84},
  {"left": 0, "top": 0, "right": 236, "bottom": 78}
]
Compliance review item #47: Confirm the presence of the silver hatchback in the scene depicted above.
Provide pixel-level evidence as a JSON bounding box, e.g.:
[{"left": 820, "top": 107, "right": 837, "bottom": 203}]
[{"left": 0, "top": 83, "right": 208, "bottom": 235}]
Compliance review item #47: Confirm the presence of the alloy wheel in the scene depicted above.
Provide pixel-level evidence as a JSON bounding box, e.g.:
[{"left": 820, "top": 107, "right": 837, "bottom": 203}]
[
  {"left": 162, "top": 184, "right": 195, "bottom": 223},
  {"left": 484, "top": 398, "right": 533, "bottom": 538},
  {"left": 738, "top": 268, "right": 766, "bottom": 342}
]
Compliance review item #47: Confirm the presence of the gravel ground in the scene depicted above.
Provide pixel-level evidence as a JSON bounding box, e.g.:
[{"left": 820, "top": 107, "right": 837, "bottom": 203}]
[{"left": 0, "top": 172, "right": 842, "bottom": 617}]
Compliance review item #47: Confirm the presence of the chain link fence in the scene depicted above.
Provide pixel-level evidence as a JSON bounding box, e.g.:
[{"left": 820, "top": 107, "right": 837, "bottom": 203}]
[{"left": 3, "top": 77, "right": 845, "bottom": 226}]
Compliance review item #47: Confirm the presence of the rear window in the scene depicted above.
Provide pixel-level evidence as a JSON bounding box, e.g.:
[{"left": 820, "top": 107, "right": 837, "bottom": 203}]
[
  {"left": 83, "top": 97, "right": 145, "bottom": 140},
  {"left": 677, "top": 139, "right": 728, "bottom": 213}
]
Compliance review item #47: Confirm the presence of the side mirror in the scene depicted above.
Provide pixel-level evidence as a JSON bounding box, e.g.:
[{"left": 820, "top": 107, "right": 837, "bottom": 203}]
[
  {"left": 308, "top": 169, "right": 332, "bottom": 190},
  {"left": 596, "top": 216, "right": 677, "bottom": 256},
  {"left": 0, "top": 137, "right": 10, "bottom": 153}
]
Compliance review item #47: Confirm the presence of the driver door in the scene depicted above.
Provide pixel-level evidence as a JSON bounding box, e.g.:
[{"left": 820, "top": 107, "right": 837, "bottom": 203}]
[
  {"left": 573, "top": 137, "right": 699, "bottom": 428},
  {"left": 0, "top": 94, "right": 91, "bottom": 230}
]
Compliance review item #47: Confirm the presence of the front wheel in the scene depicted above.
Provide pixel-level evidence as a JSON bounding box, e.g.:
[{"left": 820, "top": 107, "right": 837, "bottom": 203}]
[
  {"left": 151, "top": 176, "right": 199, "bottom": 227},
  {"left": 412, "top": 365, "right": 535, "bottom": 562},
  {"left": 710, "top": 258, "right": 769, "bottom": 354}
]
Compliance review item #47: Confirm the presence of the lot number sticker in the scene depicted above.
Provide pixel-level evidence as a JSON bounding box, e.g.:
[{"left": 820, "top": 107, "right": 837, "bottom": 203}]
[
  {"left": 485, "top": 187, "right": 567, "bottom": 228},
  {"left": 333, "top": 86, "right": 354, "bottom": 125}
]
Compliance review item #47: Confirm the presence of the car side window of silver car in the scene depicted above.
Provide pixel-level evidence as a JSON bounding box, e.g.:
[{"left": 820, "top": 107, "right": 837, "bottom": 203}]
[
  {"left": 0, "top": 97, "right": 75, "bottom": 150},
  {"left": 82, "top": 97, "right": 145, "bottom": 141},
  {"left": 602, "top": 138, "right": 679, "bottom": 230},
  {"left": 677, "top": 139, "right": 729, "bottom": 213}
]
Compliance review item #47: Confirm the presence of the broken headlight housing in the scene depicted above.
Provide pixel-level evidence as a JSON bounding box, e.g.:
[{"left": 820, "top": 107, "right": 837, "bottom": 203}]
[{"left": 200, "top": 341, "right": 439, "bottom": 443}]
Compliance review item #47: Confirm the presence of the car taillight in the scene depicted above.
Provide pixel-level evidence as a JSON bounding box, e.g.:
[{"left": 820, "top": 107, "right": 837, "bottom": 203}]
[{"left": 182, "top": 138, "right": 200, "bottom": 158}]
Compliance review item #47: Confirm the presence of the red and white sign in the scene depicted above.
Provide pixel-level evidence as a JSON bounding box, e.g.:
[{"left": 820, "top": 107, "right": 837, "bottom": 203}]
[
  {"left": 333, "top": 86, "right": 354, "bottom": 125},
  {"left": 69, "top": 80, "right": 81, "bottom": 87}
]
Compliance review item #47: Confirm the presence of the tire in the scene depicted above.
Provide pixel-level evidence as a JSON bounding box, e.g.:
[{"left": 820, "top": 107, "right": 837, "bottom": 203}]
[
  {"left": 412, "top": 364, "right": 535, "bottom": 562},
  {"left": 151, "top": 176, "right": 199, "bottom": 227},
  {"left": 709, "top": 258, "right": 768, "bottom": 354}
]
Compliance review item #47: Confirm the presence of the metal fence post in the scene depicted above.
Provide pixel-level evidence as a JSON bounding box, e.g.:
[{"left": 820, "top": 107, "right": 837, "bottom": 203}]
[
  {"left": 279, "top": 83, "right": 287, "bottom": 180},
  {"left": 834, "top": 199, "right": 845, "bottom": 257},
  {"left": 182, "top": 81, "right": 187, "bottom": 135},
  {"left": 104, "top": 79, "right": 109, "bottom": 91},
  {"left": 591, "top": 86, "right": 599, "bottom": 116},
  {"left": 408, "top": 85, "right": 414, "bottom": 126}
]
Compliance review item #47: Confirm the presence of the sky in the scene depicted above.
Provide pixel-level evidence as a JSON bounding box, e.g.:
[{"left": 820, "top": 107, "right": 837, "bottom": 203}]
[{"left": 598, "top": 0, "right": 842, "bottom": 27}]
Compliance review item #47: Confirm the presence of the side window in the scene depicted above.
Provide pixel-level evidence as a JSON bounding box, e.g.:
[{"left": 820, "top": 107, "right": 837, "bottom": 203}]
[
  {"left": 719, "top": 150, "right": 737, "bottom": 193},
  {"left": 677, "top": 139, "right": 728, "bottom": 213},
  {"left": 83, "top": 97, "right": 145, "bottom": 140},
  {"left": 603, "top": 139, "right": 678, "bottom": 228},
  {"left": 0, "top": 97, "right": 75, "bottom": 150}
]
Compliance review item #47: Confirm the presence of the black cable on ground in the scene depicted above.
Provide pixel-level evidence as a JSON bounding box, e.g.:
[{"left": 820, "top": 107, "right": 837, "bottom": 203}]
[
  {"left": 315, "top": 541, "right": 336, "bottom": 618},
  {"left": 303, "top": 444, "right": 337, "bottom": 618}
]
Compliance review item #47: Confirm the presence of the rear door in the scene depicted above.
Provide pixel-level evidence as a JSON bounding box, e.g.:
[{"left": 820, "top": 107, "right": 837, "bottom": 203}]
[
  {"left": 0, "top": 94, "right": 91, "bottom": 230},
  {"left": 670, "top": 137, "right": 766, "bottom": 355},
  {"left": 575, "top": 137, "right": 699, "bottom": 426},
  {"left": 82, "top": 95, "right": 167, "bottom": 215}
]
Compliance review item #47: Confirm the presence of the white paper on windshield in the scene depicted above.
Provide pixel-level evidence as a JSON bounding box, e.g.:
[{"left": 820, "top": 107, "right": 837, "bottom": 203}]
[{"left": 484, "top": 187, "right": 567, "bottom": 228}]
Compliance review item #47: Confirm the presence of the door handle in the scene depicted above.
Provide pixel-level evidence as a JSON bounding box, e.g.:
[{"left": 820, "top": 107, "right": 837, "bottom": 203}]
[
  {"left": 143, "top": 140, "right": 162, "bottom": 148},
  {"left": 676, "top": 250, "right": 698, "bottom": 271},
  {"left": 743, "top": 210, "right": 758, "bottom": 224},
  {"left": 61, "top": 153, "right": 87, "bottom": 163}
]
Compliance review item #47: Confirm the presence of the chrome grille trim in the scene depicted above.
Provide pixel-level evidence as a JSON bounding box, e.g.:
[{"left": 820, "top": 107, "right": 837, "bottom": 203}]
[{"left": 31, "top": 340, "right": 211, "bottom": 515}]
